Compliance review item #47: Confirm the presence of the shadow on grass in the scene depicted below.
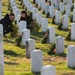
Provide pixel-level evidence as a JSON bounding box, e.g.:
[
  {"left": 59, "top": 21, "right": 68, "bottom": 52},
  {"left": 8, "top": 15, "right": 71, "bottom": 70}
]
[
  {"left": 31, "top": 31, "right": 45, "bottom": 39},
  {"left": 5, "top": 61, "right": 18, "bottom": 65},
  {"left": 4, "top": 49, "right": 18, "bottom": 56},
  {"left": 3, "top": 39, "right": 15, "bottom": 44},
  {"left": 25, "top": 72, "right": 40, "bottom": 75},
  {"left": 55, "top": 53, "right": 67, "bottom": 57}
]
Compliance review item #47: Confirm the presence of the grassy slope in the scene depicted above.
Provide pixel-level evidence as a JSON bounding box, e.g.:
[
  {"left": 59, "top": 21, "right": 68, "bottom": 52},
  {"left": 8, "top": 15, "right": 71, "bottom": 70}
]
[{"left": 2, "top": 0, "right": 75, "bottom": 75}]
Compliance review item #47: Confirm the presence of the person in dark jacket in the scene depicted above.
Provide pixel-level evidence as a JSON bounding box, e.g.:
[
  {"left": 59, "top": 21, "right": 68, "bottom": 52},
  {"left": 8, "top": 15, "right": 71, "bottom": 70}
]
[
  {"left": 0, "top": 13, "right": 15, "bottom": 35},
  {"left": 19, "top": 10, "right": 33, "bottom": 29}
]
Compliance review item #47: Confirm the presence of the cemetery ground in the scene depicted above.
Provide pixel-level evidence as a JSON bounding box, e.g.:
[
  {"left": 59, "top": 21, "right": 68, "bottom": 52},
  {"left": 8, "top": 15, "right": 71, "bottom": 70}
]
[{"left": 3, "top": 0, "right": 75, "bottom": 75}]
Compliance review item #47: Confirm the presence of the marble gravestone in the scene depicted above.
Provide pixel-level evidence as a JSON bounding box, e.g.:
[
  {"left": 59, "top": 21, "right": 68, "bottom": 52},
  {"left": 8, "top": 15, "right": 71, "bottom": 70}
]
[
  {"left": 32, "top": 7, "right": 38, "bottom": 20},
  {"left": 38, "top": 0, "right": 41, "bottom": 8},
  {"left": 73, "top": 9, "right": 75, "bottom": 22},
  {"left": 0, "top": 55, "right": 4, "bottom": 75},
  {"left": 30, "top": 5, "right": 34, "bottom": 12},
  {"left": 0, "top": 24, "right": 3, "bottom": 36},
  {"left": 41, "top": 65, "right": 56, "bottom": 75},
  {"left": 47, "top": 26, "right": 55, "bottom": 43},
  {"left": 51, "top": 0, "right": 55, "bottom": 6},
  {"left": 66, "top": 4, "right": 70, "bottom": 16},
  {"left": 62, "top": 14, "right": 68, "bottom": 29},
  {"left": 26, "top": 38, "right": 35, "bottom": 58},
  {"left": 67, "top": 45, "right": 75, "bottom": 68},
  {"left": 45, "top": 4, "right": 49, "bottom": 14},
  {"left": 55, "top": 0, "right": 60, "bottom": 9},
  {"left": 71, "top": 23, "right": 75, "bottom": 40},
  {"left": 31, "top": 50, "right": 43, "bottom": 73},
  {"left": 22, "top": 29, "right": 30, "bottom": 46},
  {"left": 19, "top": 21, "right": 27, "bottom": 34},
  {"left": 0, "top": 33, "right": 3, "bottom": 55},
  {"left": 49, "top": 6, "right": 55, "bottom": 18},
  {"left": 27, "top": 1, "right": 32, "bottom": 11},
  {"left": 41, "top": 0, "right": 46, "bottom": 11},
  {"left": 55, "top": 10, "right": 61, "bottom": 24},
  {"left": 60, "top": 2, "right": 64, "bottom": 13},
  {"left": 41, "top": 18, "right": 48, "bottom": 32},
  {"left": 36, "top": 12, "right": 42, "bottom": 26},
  {"left": 56, "top": 36, "right": 64, "bottom": 54}
]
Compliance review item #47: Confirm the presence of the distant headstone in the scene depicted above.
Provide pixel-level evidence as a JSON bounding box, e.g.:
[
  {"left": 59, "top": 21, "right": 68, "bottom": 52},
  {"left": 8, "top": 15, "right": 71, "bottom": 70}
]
[
  {"left": 71, "top": 23, "right": 75, "bottom": 40},
  {"left": 22, "top": 29, "right": 30, "bottom": 46},
  {"left": 32, "top": 7, "right": 38, "bottom": 19},
  {"left": 47, "top": 26, "right": 55, "bottom": 43},
  {"left": 56, "top": 36, "right": 64, "bottom": 54},
  {"left": 41, "top": 0, "right": 46, "bottom": 10},
  {"left": 38, "top": 0, "right": 41, "bottom": 8},
  {"left": 67, "top": 45, "right": 75, "bottom": 68},
  {"left": 31, "top": 50, "right": 43, "bottom": 73},
  {"left": 30, "top": 5, "right": 34, "bottom": 12},
  {"left": 36, "top": 12, "right": 42, "bottom": 25},
  {"left": 62, "top": 14, "right": 68, "bottom": 29},
  {"left": 55, "top": 0, "right": 60, "bottom": 8},
  {"left": 41, "top": 65, "right": 56, "bottom": 75},
  {"left": 26, "top": 38, "right": 35, "bottom": 58},
  {"left": 41, "top": 18, "right": 48, "bottom": 32},
  {"left": 73, "top": 9, "right": 75, "bottom": 22},
  {"left": 19, "top": 21, "right": 27, "bottom": 34},
  {"left": 27, "top": 1, "right": 32, "bottom": 11},
  {"left": 45, "top": 4, "right": 49, "bottom": 14},
  {"left": 49, "top": 6, "right": 55, "bottom": 18},
  {"left": 55, "top": 10, "right": 61, "bottom": 24},
  {"left": 60, "top": 2, "right": 64, "bottom": 13},
  {"left": 66, "top": 4, "right": 70, "bottom": 16}
]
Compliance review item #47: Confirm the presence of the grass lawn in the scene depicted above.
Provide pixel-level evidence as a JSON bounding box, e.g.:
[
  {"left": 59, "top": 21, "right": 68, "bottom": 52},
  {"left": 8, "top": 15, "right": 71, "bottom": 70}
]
[{"left": 2, "top": 0, "right": 75, "bottom": 75}]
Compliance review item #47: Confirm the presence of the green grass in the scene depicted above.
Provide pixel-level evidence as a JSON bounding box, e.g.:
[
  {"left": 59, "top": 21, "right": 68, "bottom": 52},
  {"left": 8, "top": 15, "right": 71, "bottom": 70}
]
[{"left": 2, "top": 0, "right": 75, "bottom": 75}]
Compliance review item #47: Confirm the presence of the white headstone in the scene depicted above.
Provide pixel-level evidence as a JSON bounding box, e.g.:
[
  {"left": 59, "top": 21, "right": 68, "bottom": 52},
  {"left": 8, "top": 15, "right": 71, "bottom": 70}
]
[
  {"left": 41, "top": 65, "right": 56, "bottom": 75},
  {"left": 73, "top": 9, "right": 75, "bottom": 22},
  {"left": 47, "top": 26, "right": 55, "bottom": 43},
  {"left": 45, "top": 4, "right": 49, "bottom": 14},
  {"left": 74, "top": 1, "right": 75, "bottom": 8},
  {"left": 31, "top": 50, "right": 43, "bottom": 73},
  {"left": 60, "top": 2, "right": 64, "bottom": 13},
  {"left": 14, "top": 9, "right": 21, "bottom": 20},
  {"left": 22, "top": 29, "right": 30, "bottom": 46},
  {"left": 71, "top": 23, "right": 75, "bottom": 40},
  {"left": 16, "top": 15, "right": 20, "bottom": 25},
  {"left": 55, "top": 0, "right": 60, "bottom": 8},
  {"left": 56, "top": 36, "right": 64, "bottom": 54},
  {"left": 62, "top": 14, "right": 68, "bottom": 29},
  {"left": 27, "top": 1, "right": 32, "bottom": 11},
  {"left": 36, "top": 12, "right": 42, "bottom": 25},
  {"left": 41, "top": 0, "right": 46, "bottom": 10},
  {"left": 68, "top": 0, "right": 72, "bottom": 8},
  {"left": 51, "top": 0, "right": 55, "bottom": 6},
  {"left": 41, "top": 18, "right": 48, "bottom": 32},
  {"left": 38, "top": 0, "right": 41, "bottom": 8},
  {"left": 66, "top": 4, "right": 70, "bottom": 16},
  {"left": 0, "top": 55, "right": 4, "bottom": 75},
  {"left": 30, "top": 5, "right": 34, "bottom": 12},
  {"left": 67, "top": 45, "right": 75, "bottom": 68},
  {"left": 49, "top": 6, "right": 55, "bottom": 18},
  {"left": 32, "top": 7, "right": 38, "bottom": 19},
  {"left": 19, "top": 21, "right": 27, "bottom": 34},
  {"left": 26, "top": 38, "right": 35, "bottom": 58},
  {"left": 0, "top": 33, "right": 3, "bottom": 55},
  {"left": 55, "top": 10, "right": 61, "bottom": 24},
  {"left": 0, "top": 24, "right": 3, "bottom": 36}
]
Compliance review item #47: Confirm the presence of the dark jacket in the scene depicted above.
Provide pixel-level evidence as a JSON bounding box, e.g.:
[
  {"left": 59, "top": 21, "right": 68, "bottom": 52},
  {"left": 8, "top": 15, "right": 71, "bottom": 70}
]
[
  {"left": 0, "top": 14, "right": 13, "bottom": 30},
  {"left": 19, "top": 15, "right": 33, "bottom": 25}
]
